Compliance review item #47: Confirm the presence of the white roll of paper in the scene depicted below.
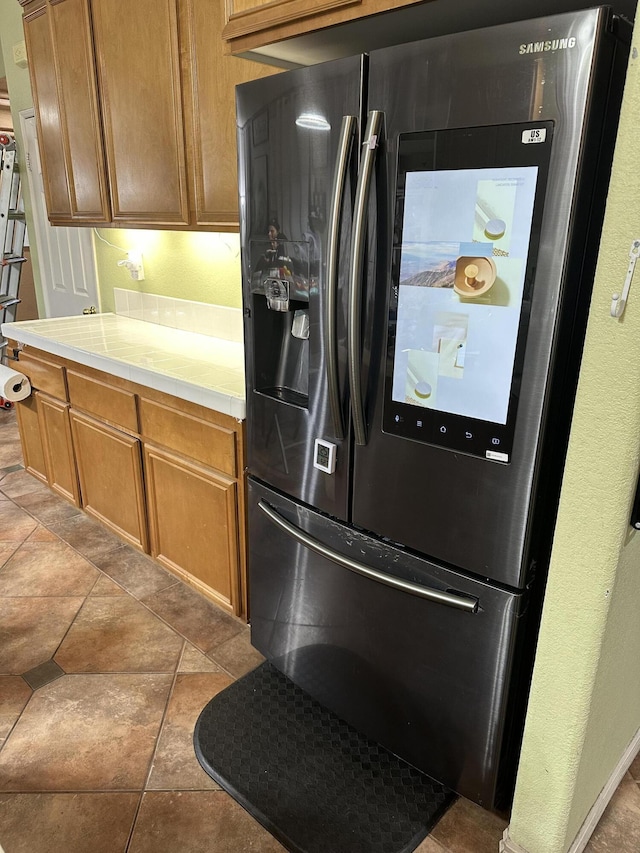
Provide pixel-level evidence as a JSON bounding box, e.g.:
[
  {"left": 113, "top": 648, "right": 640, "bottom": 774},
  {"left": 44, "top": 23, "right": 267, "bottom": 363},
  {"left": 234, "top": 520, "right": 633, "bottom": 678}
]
[{"left": 0, "top": 364, "right": 31, "bottom": 402}]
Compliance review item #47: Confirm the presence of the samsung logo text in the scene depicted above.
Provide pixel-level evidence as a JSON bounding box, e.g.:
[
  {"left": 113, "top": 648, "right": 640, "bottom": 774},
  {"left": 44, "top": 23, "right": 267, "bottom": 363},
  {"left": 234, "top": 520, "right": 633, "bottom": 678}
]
[{"left": 519, "top": 37, "right": 577, "bottom": 55}]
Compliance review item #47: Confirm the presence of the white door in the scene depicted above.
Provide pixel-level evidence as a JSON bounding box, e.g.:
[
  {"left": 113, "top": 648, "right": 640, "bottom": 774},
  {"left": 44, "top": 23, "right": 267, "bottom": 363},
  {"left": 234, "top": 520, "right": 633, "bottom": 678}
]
[{"left": 19, "top": 110, "right": 100, "bottom": 318}]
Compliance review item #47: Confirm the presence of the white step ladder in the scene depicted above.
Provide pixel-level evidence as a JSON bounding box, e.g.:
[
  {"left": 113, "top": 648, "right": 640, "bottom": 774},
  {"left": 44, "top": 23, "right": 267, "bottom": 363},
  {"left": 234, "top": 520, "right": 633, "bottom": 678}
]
[{"left": 0, "top": 132, "right": 27, "bottom": 367}]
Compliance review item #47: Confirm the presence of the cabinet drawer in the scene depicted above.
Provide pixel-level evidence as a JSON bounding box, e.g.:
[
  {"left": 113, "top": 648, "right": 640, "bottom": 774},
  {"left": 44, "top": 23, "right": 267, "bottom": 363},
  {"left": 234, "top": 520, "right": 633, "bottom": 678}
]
[
  {"left": 18, "top": 352, "right": 67, "bottom": 399},
  {"left": 67, "top": 370, "right": 139, "bottom": 433},
  {"left": 138, "top": 397, "right": 237, "bottom": 477}
]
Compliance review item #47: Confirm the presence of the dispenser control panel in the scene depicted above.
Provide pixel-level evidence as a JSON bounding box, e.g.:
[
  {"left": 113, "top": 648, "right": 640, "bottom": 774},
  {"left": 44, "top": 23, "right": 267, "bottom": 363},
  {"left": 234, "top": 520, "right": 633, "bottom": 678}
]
[{"left": 313, "top": 439, "right": 337, "bottom": 474}]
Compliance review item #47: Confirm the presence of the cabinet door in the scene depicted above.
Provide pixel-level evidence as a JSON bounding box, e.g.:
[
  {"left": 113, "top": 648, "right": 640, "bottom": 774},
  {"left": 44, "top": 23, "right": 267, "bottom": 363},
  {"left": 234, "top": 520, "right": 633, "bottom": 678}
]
[
  {"left": 223, "top": 0, "right": 361, "bottom": 42},
  {"left": 70, "top": 409, "right": 148, "bottom": 551},
  {"left": 91, "top": 0, "right": 189, "bottom": 226},
  {"left": 180, "top": 0, "right": 279, "bottom": 229},
  {"left": 223, "top": 0, "right": 360, "bottom": 49},
  {"left": 39, "top": 394, "right": 80, "bottom": 506},
  {"left": 144, "top": 444, "right": 240, "bottom": 615},
  {"left": 23, "top": 0, "right": 111, "bottom": 223},
  {"left": 14, "top": 394, "right": 48, "bottom": 483}
]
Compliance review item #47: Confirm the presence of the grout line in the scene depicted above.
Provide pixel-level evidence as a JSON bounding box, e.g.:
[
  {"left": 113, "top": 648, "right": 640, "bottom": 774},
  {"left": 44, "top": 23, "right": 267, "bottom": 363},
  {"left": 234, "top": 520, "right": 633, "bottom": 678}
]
[
  {"left": 125, "top": 641, "right": 187, "bottom": 852},
  {"left": 123, "top": 791, "right": 145, "bottom": 853},
  {"left": 141, "top": 644, "right": 183, "bottom": 793}
]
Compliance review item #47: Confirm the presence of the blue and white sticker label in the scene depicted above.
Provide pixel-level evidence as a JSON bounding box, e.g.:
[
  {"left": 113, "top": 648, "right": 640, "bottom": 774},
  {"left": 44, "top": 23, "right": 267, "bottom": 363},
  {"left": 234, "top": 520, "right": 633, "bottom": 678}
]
[{"left": 522, "top": 128, "right": 547, "bottom": 145}]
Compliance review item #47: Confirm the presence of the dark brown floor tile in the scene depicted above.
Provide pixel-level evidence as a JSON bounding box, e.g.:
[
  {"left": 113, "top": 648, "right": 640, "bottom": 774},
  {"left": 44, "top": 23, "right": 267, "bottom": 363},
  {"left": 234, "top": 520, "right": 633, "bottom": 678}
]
[
  {"left": 585, "top": 773, "right": 640, "bottom": 852},
  {"left": 128, "top": 790, "right": 288, "bottom": 853},
  {"left": 179, "top": 643, "right": 222, "bottom": 673},
  {"left": 0, "top": 501, "right": 38, "bottom": 543},
  {"left": 208, "top": 626, "right": 265, "bottom": 678},
  {"left": 13, "top": 490, "right": 82, "bottom": 526},
  {"left": 91, "top": 543, "right": 177, "bottom": 599},
  {"left": 22, "top": 658, "right": 66, "bottom": 690},
  {"left": 48, "top": 513, "right": 124, "bottom": 560},
  {"left": 0, "top": 676, "right": 32, "bottom": 738},
  {"left": 429, "top": 796, "right": 508, "bottom": 853},
  {"left": 0, "top": 468, "right": 51, "bottom": 500},
  {"left": 0, "top": 597, "right": 85, "bottom": 675},
  {"left": 0, "top": 792, "right": 139, "bottom": 853},
  {"left": 142, "top": 582, "right": 245, "bottom": 653},
  {"left": 0, "top": 540, "right": 99, "bottom": 596},
  {"left": 629, "top": 751, "right": 640, "bottom": 782},
  {"left": 91, "top": 575, "right": 127, "bottom": 595},
  {"left": 147, "top": 672, "right": 232, "bottom": 790},
  {"left": 55, "top": 596, "right": 184, "bottom": 673},
  {"left": 0, "top": 673, "right": 172, "bottom": 791}
]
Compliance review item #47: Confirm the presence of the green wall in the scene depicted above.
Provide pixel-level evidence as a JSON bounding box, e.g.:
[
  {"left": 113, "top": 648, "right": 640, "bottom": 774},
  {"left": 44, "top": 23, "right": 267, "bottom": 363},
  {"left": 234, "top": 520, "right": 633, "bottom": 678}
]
[
  {"left": 93, "top": 229, "right": 243, "bottom": 313},
  {"left": 507, "top": 23, "right": 640, "bottom": 853}
]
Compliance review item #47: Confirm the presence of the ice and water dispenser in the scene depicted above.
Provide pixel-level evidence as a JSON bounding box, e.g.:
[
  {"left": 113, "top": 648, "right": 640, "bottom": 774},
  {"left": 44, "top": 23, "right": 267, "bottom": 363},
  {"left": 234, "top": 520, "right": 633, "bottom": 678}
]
[{"left": 250, "top": 239, "right": 311, "bottom": 407}]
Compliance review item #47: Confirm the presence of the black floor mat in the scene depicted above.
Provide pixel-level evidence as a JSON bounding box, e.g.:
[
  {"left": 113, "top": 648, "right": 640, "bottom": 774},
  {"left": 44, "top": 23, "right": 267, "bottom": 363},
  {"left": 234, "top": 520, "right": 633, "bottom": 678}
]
[{"left": 194, "top": 661, "right": 455, "bottom": 853}]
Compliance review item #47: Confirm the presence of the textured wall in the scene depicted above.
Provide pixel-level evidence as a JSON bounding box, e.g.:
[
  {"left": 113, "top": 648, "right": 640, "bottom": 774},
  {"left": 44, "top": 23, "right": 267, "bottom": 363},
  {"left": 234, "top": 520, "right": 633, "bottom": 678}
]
[
  {"left": 92, "top": 229, "right": 243, "bottom": 312},
  {"left": 507, "top": 25, "right": 640, "bottom": 853}
]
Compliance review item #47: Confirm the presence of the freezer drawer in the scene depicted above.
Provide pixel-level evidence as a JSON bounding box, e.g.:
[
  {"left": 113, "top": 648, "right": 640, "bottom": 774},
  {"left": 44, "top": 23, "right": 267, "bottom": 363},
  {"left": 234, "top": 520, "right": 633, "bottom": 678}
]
[{"left": 248, "top": 478, "right": 529, "bottom": 808}]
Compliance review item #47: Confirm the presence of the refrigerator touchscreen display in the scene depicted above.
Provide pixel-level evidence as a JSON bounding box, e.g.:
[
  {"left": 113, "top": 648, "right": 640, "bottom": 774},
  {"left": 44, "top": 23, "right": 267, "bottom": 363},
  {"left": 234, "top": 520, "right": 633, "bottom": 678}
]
[{"left": 383, "top": 122, "right": 553, "bottom": 462}]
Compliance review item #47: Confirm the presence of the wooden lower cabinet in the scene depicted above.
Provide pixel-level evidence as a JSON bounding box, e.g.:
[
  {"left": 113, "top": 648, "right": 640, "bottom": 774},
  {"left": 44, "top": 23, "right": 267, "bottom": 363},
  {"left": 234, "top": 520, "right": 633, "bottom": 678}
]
[
  {"left": 14, "top": 393, "right": 48, "bottom": 484},
  {"left": 144, "top": 444, "right": 240, "bottom": 614},
  {"left": 11, "top": 343, "right": 247, "bottom": 619},
  {"left": 38, "top": 394, "right": 80, "bottom": 506},
  {"left": 69, "top": 408, "right": 148, "bottom": 552}
]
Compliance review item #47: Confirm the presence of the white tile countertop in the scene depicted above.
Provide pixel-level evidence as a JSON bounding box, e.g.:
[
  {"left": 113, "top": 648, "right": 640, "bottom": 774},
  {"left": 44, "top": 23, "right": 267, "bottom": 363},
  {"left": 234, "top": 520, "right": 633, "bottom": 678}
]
[{"left": 1, "top": 313, "right": 246, "bottom": 420}]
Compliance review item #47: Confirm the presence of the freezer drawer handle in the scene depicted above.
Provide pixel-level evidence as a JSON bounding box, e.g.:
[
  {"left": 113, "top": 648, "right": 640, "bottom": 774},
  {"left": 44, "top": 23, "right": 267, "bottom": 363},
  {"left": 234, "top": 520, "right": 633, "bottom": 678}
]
[
  {"left": 348, "top": 109, "right": 383, "bottom": 447},
  {"left": 258, "top": 499, "right": 479, "bottom": 613},
  {"left": 325, "top": 115, "right": 357, "bottom": 440}
]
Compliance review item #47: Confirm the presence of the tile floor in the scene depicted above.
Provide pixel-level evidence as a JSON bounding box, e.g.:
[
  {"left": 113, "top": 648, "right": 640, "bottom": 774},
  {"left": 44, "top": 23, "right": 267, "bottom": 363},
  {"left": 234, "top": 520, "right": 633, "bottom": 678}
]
[{"left": 0, "top": 406, "right": 638, "bottom": 853}]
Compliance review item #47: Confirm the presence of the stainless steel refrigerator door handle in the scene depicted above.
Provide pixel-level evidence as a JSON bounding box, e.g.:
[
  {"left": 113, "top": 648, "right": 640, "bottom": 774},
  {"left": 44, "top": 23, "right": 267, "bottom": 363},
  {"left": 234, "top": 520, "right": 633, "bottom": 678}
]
[
  {"left": 325, "top": 115, "right": 357, "bottom": 441},
  {"left": 348, "top": 110, "right": 383, "bottom": 446},
  {"left": 258, "top": 499, "right": 478, "bottom": 612}
]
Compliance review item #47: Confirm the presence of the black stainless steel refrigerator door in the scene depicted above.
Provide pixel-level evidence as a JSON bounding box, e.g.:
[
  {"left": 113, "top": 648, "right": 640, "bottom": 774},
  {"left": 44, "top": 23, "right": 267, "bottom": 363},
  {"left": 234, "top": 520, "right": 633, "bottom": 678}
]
[
  {"left": 236, "top": 57, "right": 363, "bottom": 519},
  {"left": 351, "top": 9, "right": 626, "bottom": 588},
  {"left": 248, "top": 478, "right": 528, "bottom": 808}
]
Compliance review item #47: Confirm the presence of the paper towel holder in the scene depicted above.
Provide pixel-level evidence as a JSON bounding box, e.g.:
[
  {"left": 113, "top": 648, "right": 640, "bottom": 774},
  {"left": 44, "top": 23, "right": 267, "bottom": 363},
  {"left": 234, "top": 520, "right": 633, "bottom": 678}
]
[{"left": 0, "top": 363, "right": 32, "bottom": 402}]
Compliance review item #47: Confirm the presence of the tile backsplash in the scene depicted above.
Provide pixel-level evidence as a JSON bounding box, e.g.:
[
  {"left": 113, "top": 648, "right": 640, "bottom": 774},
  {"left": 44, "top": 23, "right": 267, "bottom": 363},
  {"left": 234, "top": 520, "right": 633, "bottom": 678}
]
[{"left": 114, "top": 288, "right": 243, "bottom": 343}]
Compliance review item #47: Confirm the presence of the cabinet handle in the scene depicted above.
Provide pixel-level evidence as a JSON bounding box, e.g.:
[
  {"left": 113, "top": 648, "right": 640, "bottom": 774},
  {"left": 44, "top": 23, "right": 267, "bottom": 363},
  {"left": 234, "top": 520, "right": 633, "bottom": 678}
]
[
  {"left": 348, "top": 110, "right": 383, "bottom": 446},
  {"left": 258, "top": 499, "right": 479, "bottom": 613}
]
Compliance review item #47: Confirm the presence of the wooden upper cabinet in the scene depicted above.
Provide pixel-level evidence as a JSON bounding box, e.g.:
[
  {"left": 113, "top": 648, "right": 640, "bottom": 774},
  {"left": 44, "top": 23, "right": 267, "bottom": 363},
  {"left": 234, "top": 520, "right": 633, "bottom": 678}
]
[
  {"left": 91, "top": 0, "right": 189, "bottom": 226},
  {"left": 23, "top": 0, "right": 110, "bottom": 222},
  {"left": 180, "top": 0, "right": 278, "bottom": 229},
  {"left": 23, "top": 0, "right": 188, "bottom": 227},
  {"left": 223, "top": 0, "right": 361, "bottom": 43},
  {"left": 21, "top": 0, "right": 279, "bottom": 229},
  {"left": 222, "top": 0, "right": 428, "bottom": 57}
]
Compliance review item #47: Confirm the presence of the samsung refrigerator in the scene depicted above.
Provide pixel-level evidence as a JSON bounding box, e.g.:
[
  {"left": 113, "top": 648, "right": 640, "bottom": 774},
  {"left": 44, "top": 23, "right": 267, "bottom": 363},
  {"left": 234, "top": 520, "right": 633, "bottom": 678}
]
[{"left": 235, "top": 7, "right": 629, "bottom": 810}]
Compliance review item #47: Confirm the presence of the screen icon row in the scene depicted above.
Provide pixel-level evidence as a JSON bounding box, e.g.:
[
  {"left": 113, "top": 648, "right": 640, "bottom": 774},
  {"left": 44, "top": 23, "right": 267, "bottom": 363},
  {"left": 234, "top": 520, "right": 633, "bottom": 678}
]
[{"left": 387, "top": 409, "right": 509, "bottom": 461}]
